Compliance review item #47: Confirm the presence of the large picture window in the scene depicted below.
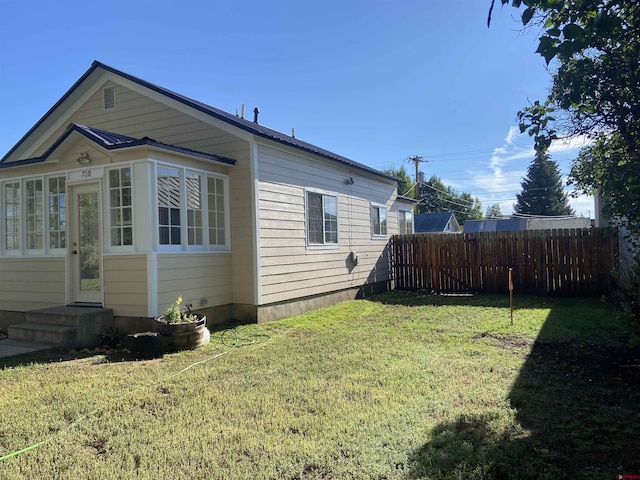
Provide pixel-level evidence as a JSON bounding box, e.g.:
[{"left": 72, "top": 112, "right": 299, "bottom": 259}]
[
  {"left": 371, "top": 204, "right": 388, "bottom": 237},
  {"left": 108, "top": 167, "right": 133, "bottom": 247},
  {"left": 307, "top": 191, "right": 338, "bottom": 245}
]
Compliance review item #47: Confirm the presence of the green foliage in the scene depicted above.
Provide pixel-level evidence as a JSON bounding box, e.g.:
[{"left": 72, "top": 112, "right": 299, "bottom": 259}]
[
  {"left": 494, "top": 0, "right": 640, "bottom": 232},
  {"left": 485, "top": 203, "right": 504, "bottom": 218},
  {"left": 570, "top": 133, "right": 640, "bottom": 232},
  {"left": 382, "top": 165, "right": 415, "bottom": 198},
  {"left": 162, "top": 296, "right": 197, "bottom": 324},
  {"left": 515, "top": 150, "right": 574, "bottom": 216},
  {"left": 418, "top": 175, "right": 483, "bottom": 223}
]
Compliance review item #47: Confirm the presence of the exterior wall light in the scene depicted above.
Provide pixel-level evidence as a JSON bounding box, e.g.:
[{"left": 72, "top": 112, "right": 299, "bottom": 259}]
[{"left": 76, "top": 152, "right": 91, "bottom": 165}]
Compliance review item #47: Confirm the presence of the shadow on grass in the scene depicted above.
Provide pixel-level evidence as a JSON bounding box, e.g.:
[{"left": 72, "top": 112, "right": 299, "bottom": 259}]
[{"left": 393, "top": 291, "right": 640, "bottom": 479}]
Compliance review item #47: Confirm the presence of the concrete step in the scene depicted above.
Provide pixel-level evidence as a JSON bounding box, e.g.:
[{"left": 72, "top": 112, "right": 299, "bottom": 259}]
[
  {"left": 27, "top": 306, "right": 112, "bottom": 327},
  {"left": 8, "top": 323, "right": 78, "bottom": 348},
  {"left": 8, "top": 306, "right": 115, "bottom": 349}
]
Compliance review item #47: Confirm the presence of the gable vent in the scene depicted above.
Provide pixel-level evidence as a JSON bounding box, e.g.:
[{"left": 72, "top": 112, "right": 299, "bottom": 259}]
[{"left": 103, "top": 86, "right": 116, "bottom": 110}]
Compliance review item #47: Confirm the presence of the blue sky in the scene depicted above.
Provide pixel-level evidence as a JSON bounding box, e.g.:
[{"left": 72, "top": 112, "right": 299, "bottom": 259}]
[{"left": 0, "top": 0, "right": 593, "bottom": 217}]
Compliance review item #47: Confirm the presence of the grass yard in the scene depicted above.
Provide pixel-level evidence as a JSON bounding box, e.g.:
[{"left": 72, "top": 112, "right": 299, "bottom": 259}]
[{"left": 1, "top": 292, "right": 639, "bottom": 479}]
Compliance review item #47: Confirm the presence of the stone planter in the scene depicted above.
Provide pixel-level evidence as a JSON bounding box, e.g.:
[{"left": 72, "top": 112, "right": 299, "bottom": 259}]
[{"left": 154, "top": 314, "right": 210, "bottom": 352}]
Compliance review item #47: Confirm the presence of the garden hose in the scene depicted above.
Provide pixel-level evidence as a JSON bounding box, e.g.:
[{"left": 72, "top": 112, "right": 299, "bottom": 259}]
[{"left": 0, "top": 327, "right": 271, "bottom": 463}]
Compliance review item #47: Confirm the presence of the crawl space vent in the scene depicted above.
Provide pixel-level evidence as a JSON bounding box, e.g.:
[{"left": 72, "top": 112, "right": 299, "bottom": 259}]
[{"left": 103, "top": 86, "right": 116, "bottom": 110}]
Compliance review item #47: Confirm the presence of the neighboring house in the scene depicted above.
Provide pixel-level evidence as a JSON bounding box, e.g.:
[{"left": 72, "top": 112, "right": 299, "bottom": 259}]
[
  {"left": 464, "top": 216, "right": 591, "bottom": 233},
  {"left": 0, "top": 61, "right": 405, "bottom": 327},
  {"left": 414, "top": 212, "right": 461, "bottom": 233}
]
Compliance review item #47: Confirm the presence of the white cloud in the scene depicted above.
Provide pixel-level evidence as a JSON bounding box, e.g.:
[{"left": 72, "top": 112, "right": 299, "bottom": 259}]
[
  {"left": 549, "top": 134, "right": 592, "bottom": 154},
  {"left": 465, "top": 128, "right": 593, "bottom": 217},
  {"left": 567, "top": 193, "right": 595, "bottom": 218}
]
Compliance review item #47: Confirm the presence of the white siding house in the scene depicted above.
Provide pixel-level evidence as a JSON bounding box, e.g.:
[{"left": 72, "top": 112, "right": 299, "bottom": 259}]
[{"left": 0, "top": 61, "right": 404, "bottom": 328}]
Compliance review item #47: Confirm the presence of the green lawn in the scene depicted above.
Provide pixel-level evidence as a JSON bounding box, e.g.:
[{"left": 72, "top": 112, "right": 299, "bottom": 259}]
[{"left": 1, "top": 292, "right": 639, "bottom": 479}]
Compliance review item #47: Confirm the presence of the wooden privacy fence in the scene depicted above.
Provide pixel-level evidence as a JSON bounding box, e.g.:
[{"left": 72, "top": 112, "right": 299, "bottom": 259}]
[{"left": 393, "top": 228, "right": 619, "bottom": 296}]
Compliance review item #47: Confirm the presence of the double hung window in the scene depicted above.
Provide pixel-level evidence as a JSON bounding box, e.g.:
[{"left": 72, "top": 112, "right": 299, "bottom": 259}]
[
  {"left": 371, "top": 203, "right": 388, "bottom": 237},
  {"left": 399, "top": 210, "right": 413, "bottom": 234},
  {"left": 306, "top": 191, "right": 338, "bottom": 246}
]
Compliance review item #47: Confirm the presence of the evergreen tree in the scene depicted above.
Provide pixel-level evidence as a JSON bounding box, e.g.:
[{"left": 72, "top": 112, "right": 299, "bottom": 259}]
[
  {"left": 485, "top": 203, "right": 504, "bottom": 218},
  {"left": 515, "top": 151, "right": 574, "bottom": 216}
]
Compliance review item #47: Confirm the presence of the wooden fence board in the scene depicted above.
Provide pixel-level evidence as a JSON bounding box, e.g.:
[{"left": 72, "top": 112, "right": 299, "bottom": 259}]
[{"left": 392, "top": 228, "right": 619, "bottom": 296}]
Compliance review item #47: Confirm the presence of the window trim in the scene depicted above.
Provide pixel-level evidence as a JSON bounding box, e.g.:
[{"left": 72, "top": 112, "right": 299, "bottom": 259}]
[
  {"left": 3, "top": 180, "right": 22, "bottom": 254},
  {"left": 46, "top": 175, "right": 67, "bottom": 254},
  {"left": 305, "top": 187, "right": 340, "bottom": 249},
  {"left": 106, "top": 166, "right": 134, "bottom": 252},
  {"left": 371, "top": 202, "right": 388, "bottom": 239},
  {"left": 154, "top": 163, "right": 230, "bottom": 252},
  {"left": 398, "top": 209, "right": 414, "bottom": 235}
]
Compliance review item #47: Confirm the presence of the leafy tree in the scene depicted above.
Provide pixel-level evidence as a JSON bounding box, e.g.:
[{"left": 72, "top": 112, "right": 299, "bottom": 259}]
[
  {"left": 418, "top": 175, "right": 483, "bottom": 223},
  {"left": 490, "top": 0, "right": 640, "bottom": 232},
  {"left": 383, "top": 165, "right": 415, "bottom": 198},
  {"left": 515, "top": 151, "right": 574, "bottom": 216},
  {"left": 485, "top": 203, "right": 504, "bottom": 218}
]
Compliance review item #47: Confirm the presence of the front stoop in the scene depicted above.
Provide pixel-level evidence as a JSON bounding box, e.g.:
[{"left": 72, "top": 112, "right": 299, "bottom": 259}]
[{"left": 8, "top": 306, "right": 114, "bottom": 348}]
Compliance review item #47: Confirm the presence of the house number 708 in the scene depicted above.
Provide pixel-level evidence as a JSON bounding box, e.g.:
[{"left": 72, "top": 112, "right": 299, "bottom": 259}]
[{"left": 81, "top": 170, "right": 92, "bottom": 178}]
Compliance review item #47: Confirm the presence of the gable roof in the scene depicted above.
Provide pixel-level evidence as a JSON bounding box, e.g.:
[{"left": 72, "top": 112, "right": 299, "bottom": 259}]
[
  {"left": 414, "top": 212, "right": 459, "bottom": 233},
  {"left": 0, "top": 123, "right": 235, "bottom": 169},
  {"left": 1, "top": 61, "right": 397, "bottom": 182}
]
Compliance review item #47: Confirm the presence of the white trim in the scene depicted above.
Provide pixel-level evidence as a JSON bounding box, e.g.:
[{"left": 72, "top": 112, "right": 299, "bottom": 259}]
[
  {"left": 370, "top": 201, "right": 389, "bottom": 239},
  {"left": 147, "top": 252, "right": 158, "bottom": 317},
  {"left": 68, "top": 181, "right": 104, "bottom": 305},
  {"left": 397, "top": 208, "right": 414, "bottom": 235},
  {"left": 304, "top": 187, "right": 340, "bottom": 248},
  {"left": 250, "top": 141, "right": 262, "bottom": 305}
]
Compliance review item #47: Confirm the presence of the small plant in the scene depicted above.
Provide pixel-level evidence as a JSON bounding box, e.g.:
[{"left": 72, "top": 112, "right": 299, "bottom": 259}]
[{"left": 162, "top": 296, "right": 198, "bottom": 324}]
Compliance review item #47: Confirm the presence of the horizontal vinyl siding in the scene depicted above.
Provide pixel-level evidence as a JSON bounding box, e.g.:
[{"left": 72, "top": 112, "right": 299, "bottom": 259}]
[
  {"left": 103, "top": 255, "right": 148, "bottom": 317},
  {"left": 157, "top": 253, "right": 233, "bottom": 314},
  {"left": 0, "top": 257, "right": 65, "bottom": 311},
  {"left": 31, "top": 82, "right": 247, "bottom": 160},
  {"left": 257, "top": 144, "right": 396, "bottom": 304}
]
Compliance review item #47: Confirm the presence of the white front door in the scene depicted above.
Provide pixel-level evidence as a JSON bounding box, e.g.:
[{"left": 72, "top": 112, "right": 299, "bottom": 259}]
[{"left": 69, "top": 183, "right": 103, "bottom": 304}]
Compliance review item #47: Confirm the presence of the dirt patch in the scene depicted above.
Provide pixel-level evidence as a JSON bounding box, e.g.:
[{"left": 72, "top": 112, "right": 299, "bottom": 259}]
[{"left": 475, "top": 332, "right": 535, "bottom": 350}]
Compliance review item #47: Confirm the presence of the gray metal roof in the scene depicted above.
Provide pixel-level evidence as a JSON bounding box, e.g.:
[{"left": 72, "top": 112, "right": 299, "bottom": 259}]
[
  {"left": 1, "top": 61, "right": 400, "bottom": 184},
  {"left": 0, "top": 123, "right": 236, "bottom": 169}
]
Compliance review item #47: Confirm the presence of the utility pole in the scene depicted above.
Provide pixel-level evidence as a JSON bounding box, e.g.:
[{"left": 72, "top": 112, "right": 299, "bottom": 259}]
[{"left": 407, "top": 155, "right": 427, "bottom": 211}]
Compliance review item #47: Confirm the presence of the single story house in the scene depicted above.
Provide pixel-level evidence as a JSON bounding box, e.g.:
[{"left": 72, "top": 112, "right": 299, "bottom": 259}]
[
  {"left": 414, "top": 212, "right": 461, "bottom": 233},
  {"left": 464, "top": 216, "right": 591, "bottom": 233},
  {"left": 0, "top": 61, "right": 411, "bottom": 333}
]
